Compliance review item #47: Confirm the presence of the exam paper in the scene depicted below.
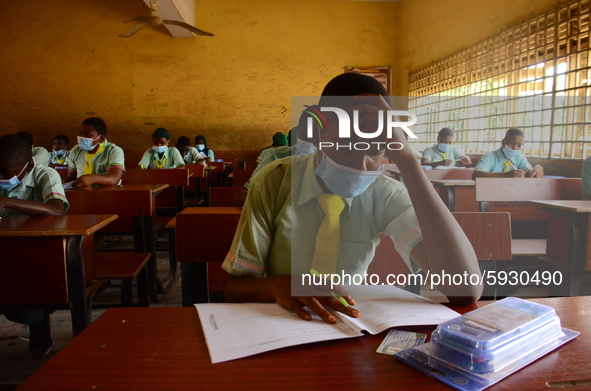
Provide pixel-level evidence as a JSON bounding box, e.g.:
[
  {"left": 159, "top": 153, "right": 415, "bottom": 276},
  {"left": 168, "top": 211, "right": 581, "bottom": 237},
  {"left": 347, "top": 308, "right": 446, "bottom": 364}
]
[
  {"left": 195, "top": 285, "right": 459, "bottom": 363},
  {"left": 199, "top": 151, "right": 207, "bottom": 159}
]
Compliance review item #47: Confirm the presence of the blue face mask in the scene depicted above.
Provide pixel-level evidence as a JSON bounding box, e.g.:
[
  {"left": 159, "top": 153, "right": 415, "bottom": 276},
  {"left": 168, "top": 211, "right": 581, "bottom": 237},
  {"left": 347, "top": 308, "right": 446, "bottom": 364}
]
[
  {"left": 437, "top": 143, "right": 450, "bottom": 153},
  {"left": 78, "top": 136, "right": 100, "bottom": 151},
  {"left": 314, "top": 154, "right": 383, "bottom": 198},
  {"left": 502, "top": 145, "right": 521, "bottom": 160},
  {"left": 292, "top": 139, "right": 317, "bottom": 156},
  {"left": 53, "top": 149, "right": 66, "bottom": 156},
  {"left": 152, "top": 145, "right": 167, "bottom": 154},
  {"left": 196, "top": 144, "right": 205, "bottom": 151},
  {"left": 0, "top": 162, "right": 29, "bottom": 190}
]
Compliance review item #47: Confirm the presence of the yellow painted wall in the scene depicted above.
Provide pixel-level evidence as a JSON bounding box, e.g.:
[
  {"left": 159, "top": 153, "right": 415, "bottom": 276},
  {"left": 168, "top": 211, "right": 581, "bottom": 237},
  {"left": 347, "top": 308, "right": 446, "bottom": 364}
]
[
  {"left": 396, "top": 0, "right": 565, "bottom": 95},
  {"left": 0, "top": 0, "right": 398, "bottom": 151}
]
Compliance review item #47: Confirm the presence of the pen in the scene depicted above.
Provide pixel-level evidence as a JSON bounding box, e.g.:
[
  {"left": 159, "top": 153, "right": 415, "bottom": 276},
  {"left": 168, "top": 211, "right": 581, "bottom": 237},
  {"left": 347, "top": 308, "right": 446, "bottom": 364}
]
[{"left": 309, "top": 269, "right": 349, "bottom": 308}]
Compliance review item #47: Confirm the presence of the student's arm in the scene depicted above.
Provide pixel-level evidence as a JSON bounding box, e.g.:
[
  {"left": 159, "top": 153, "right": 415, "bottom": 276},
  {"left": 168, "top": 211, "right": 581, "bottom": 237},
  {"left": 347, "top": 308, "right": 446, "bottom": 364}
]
[
  {"left": 472, "top": 169, "right": 525, "bottom": 178},
  {"left": 170, "top": 148, "right": 186, "bottom": 168},
  {"left": 207, "top": 149, "right": 214, "bottom": 162},
  {"left": 421, "top": 158, "right": 452, "bottom": 167},
  {"left": 526, "top": 165, "right": 544, "bottom": 177},
  {"left": 73, "top": 167, "right": 124, "bottom": 188},
  {"left": 0, "top": 198, "right": 64, "bottom": 216},
  {"left": 354, "top": 95, "right": 482, "bottom": 303}
]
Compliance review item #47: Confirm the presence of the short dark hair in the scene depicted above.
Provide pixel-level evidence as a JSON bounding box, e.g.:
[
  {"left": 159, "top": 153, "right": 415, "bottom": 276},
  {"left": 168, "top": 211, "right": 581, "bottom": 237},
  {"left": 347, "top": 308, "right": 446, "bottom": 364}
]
[
  {"left": 438, "top": 127, "right": 454, "bottom": 138},
  {"left": 55, "top": 134, "right": 70, "bottom": 145},
  {"left": 82, "top": 117, "right": 107, "bottom": 136},
  {"left": 0, "top": 134, "right": 32, "bottom": 164},
  {"left": 177, "top": 136, "right": 191, "bottom": 147},
  {"left": 319, "top": 73, "right": 392, "bottom": 108},
  {"left": 505, "top": 127, "right": 524, "bottom": 139},
  {"left": 16, "top": 131, "right": 33, "bottom": 146}
]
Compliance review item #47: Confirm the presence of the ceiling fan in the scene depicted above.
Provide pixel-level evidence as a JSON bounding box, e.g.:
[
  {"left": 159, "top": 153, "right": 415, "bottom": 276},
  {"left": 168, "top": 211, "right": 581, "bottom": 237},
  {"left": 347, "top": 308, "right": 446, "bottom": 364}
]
[{"left": 119, "top": 0, "right": 214, "bottom": 38}]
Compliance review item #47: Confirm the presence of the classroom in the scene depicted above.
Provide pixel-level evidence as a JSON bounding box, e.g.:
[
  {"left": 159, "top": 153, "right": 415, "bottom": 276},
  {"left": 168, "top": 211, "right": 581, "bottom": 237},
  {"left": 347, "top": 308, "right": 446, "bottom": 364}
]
[{"left": 2, "top": 0, "right": 591, "bottom": 390}]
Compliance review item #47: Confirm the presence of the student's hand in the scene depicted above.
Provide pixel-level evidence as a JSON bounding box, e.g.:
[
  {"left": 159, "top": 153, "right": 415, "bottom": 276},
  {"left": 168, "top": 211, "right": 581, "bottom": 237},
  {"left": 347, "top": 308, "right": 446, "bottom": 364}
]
[
  {"left": 73, "top": 175, "right": 95, "bottom": 188},
  {"left": 438, "top": 159, "right": 452, "bottom": 167},
  {"left": 267, "top": 275, "right": 359, "bottom": 324},
  {"left": 529, "top": 165, "right": 544, "bottom": 178},
  {"left": 504, "top": 169, "right": 525, "bottom": 178},
  {"left": 350, "top": 95, "right": 416, "bottom": 165},
  {"left": 459, "top": 156, "right": 471, "bottom": 165}
]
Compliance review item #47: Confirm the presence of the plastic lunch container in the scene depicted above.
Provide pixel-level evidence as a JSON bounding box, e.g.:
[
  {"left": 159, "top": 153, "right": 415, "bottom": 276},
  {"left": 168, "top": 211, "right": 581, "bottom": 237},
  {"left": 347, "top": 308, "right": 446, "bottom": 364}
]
[{"left": 431, "top": 297, "right": 564, "bottom": 374}]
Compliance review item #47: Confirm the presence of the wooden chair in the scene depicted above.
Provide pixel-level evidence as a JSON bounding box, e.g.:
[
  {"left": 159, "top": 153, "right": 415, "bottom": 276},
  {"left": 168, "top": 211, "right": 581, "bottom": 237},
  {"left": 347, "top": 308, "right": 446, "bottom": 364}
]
[
  {"left": 230, "top": 167, "right": 255, "bottom": 187},
  {"left": 93, "top": 252, "right": 151, "bottom": 307}
]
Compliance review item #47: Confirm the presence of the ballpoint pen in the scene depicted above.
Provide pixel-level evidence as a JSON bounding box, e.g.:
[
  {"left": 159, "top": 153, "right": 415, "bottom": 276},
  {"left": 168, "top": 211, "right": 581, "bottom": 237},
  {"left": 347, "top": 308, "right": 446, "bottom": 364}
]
[{"left": 309, "top": 268, "right": 349, "bottom": 308}]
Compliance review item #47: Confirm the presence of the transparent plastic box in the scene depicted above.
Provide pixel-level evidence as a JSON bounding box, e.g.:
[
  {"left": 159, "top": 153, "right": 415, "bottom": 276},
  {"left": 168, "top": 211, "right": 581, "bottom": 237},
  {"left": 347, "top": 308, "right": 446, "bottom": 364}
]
[{"left": 431, "top": 297, "right": 564, "bottom": 374}]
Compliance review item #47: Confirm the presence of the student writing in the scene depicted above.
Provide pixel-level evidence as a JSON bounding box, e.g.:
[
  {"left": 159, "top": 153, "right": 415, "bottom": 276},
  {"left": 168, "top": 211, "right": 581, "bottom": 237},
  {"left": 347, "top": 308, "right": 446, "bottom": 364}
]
[
  {"left": 421, "top": 127, "right": 472, "bottom": 168},
  {"left": 222, "top": 73, "right": 482, "bottom": 324},
  {"left": 65, "top": 117, "right": 126, "bottom": 188},
  {"left": 47, "top": 134, "right": 70, "bottom": 167},
  {"left": 137, "top": 128, "right": 185, "bottom": 169}
]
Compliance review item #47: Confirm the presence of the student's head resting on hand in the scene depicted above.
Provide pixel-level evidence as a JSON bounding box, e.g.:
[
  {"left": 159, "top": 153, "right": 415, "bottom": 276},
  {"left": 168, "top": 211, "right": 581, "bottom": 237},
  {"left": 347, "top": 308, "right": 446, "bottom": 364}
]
[
  {"left": 311, "top": 73, "right": 392, "bottom": 197},
  {"left": 0, "top": 134, "right": 34, "bottom": 186},
  {"left": 80, "top": 117, "right": 107, "bottom": 153}
]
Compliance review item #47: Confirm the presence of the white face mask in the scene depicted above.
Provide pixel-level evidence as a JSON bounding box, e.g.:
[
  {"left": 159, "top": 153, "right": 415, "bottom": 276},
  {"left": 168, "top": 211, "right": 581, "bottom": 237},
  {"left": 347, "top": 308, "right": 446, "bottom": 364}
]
[
  {"left": 152, "top": 145, "right": 167, "bottom": 154},
  {"left": 292, "top": 139, "right": 317, "bottom": 156},
  {"left": 437, "top": 143, "right": 450, "bottom": 153},
  {"left": 78, "top": 135, "right": 101, "bottom": 151},
  {"left": 502, "top": 145, "right": 521, "bottom": 160},
  {"left": 0, "top": 161, "right": 29, "bottom": 190},
  {"left": 314, "top": 154, "right": 383, "bottom": 198},
  {"left": 196, "top": 144, "right": 205, "bottom": 151},
  {"left": 53, "top": 149, "right": 66, "bottom": 156}
]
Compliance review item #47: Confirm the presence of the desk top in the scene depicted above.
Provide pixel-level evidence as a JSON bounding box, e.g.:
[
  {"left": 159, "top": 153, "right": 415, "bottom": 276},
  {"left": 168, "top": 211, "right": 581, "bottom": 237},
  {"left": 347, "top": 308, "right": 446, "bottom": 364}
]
[
  {"left": 178, "top": 206, "right": 242, "bottom": 215},
  {"left": 0, "top": 214, "right": 118, "bottom": 237},
  {"left": 17, "top": 297, "right": 589, "bottom": 391},
  {"left": 531, "top": 200, "right": 591, "bottom": 213},
  {"left": 430, "top": 179, "right": 476, "bottom": 186},
  {"left": 67, "top": 184, "right": 169, "bottom": 194}
]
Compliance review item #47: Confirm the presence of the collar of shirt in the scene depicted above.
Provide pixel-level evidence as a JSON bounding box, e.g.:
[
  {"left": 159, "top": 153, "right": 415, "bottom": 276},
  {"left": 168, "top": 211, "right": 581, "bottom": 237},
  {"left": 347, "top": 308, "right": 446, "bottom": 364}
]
[{"left": 295, "top": 152, "right": 353, "bottom": 209}]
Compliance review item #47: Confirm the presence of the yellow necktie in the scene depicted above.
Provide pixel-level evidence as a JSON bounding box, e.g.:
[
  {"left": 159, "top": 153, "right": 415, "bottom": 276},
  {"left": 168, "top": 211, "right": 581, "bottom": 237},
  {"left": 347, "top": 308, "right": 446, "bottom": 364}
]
[
  {"left": 502, "top": 161, "right": 512, "bottom": 172},
  {"left": 154, "top": 155, "right": 167, "bottom": 169},
  {"left": 438, "top": 151, "right": 448, "bottom": 160},
  {"left": 310, "top": 194, "right": 346, "bottom": 275},
  {"left": 84, "top": 143, "right": 105, "bottom": 175}
]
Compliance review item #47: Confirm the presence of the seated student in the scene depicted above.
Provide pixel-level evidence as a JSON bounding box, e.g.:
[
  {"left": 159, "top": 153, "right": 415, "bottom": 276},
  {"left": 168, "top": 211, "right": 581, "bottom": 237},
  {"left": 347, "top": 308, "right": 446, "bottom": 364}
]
[
  {"left": 258, "top": 132, "right": 289, "bottom": 155},
  {"left": 137, "top": 128, "right": 185, "bottom": 169},
  {"left": 65, "top": 117, "right": 125, "bottom": 188},
  {"left": 16, "top": 131, "right": 50, "bottom": 166},
  {"left": 175, "top": 136, "right": 206, "bottom": 165},
  {"left": 421, "top": 127, "right": 472, "bottom": 168},
  {"left": 0, "top": 134, "right": 69, "bottom": 358},
  {"left": 473, "top": 127, "right": 544, "bottom": 178},
  {"left": 47, "top": 134, "right": 70, "bottom": 167},
  {"left": 223, "top": 73, "right": 482, "bottom": 324},
  {"left": 194, "top": 135, "right": 214, "bottom": 162}
]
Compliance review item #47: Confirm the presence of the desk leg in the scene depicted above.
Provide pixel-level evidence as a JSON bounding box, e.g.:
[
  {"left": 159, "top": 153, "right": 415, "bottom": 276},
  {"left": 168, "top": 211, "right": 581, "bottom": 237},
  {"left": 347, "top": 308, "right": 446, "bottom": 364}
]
[
  {"left": 445, "top": 187, "right": 456, "bottom": 212},
  {"left": 565, "top": 213, "right": 587, "bottom": 297},
  {"left": 133, "top": 216, "right": 160, "bottom": 303},
  {"left": 176, "top": 185, "right": 185, "bottom": 213},
  {"left": 181, "top": 263, "right": 209, "bottom": 306},
  {"left": 66, "top": 235, "right": 90, "bottom": 337}
]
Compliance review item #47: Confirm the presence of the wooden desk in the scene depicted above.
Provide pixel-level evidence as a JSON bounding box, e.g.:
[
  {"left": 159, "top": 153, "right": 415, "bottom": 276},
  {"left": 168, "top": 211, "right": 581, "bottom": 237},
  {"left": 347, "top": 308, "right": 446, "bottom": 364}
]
[
  {"left": 532, "top": 200, "right": 591, "bottom": 296},
  {"left": 17, "top": 297, "right": 589, "bottom": 390},
  {"left": 66, "top": 184, "right": 168, "bottom": 301},
  {"left": 0, "top": 214, "right": 117, "bottom": 336},
  {"left": 430, "top": 180, "right": 478, "bottom": 212},
  {"left": 176, "top": 207, "right": 242, "bottom": 305},
  {"left": 123, "top": 169, "right": 191, "bottom": 213}
]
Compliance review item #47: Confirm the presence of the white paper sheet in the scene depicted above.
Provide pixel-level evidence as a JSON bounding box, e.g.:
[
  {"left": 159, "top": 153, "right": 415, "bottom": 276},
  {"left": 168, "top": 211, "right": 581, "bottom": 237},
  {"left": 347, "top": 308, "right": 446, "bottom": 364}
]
[{"left": 195, "top": 285, "right": 460, "bottom": 363}]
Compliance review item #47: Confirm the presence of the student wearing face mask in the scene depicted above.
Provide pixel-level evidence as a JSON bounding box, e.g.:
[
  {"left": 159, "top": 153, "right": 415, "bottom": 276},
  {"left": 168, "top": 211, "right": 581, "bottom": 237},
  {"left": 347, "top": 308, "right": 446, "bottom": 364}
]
[
  {"left": 138, "top": 128, "right": 185, "bottom": 169},
  {"left": 223, "top": 73, "right": 482, "bottom": 325},
  {"left": 472, "top": 127, "right": 544, "bottom": 178},
  {"left": 47, "top": 134, "right": 70, "bottom": 167},
  {"left": 194, "top": 135, "right": 214, "bottom": 163},
  {"left": 65, "top": 117, "right": 126, "bottom": 188},
  {"left": 0, "top": 134, "right": 69, "bottom": 358},
  {"left": 421, "top": 127, "right": 472, "bottom": 168}
]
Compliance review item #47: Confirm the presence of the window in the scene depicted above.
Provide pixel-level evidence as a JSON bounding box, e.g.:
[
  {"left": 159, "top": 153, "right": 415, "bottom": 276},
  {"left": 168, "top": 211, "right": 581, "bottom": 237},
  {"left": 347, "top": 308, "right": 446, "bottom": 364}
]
[{"left": 408, "top": 0, "right": 591, "bottom": 159}]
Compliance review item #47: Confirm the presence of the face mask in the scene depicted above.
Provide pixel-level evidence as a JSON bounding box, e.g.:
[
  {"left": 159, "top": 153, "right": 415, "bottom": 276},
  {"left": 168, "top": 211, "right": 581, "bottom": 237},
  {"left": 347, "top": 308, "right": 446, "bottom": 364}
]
[
  {"left": 53, "top": 149, "right": 65, "bottom": 156},
  {"left": 292, "top": 139, "right": 317, "bottom": 156},
  {"left": 437, "top": 143, "right": 450, "bottom": 153},
  {"left": 78, "top": 136, "right": 101, "bottom": 151},
  {"left": 314, "top": 154, "right": 383, "bottom": 198},
  {"left": 0, "top": 162, "right": 29, "bottom": 190},
  {"left": 502, "top": 145, "right": 521, "bottom": 160},
  {"left": 152, "top": 145, "right": 167, "bottom": 154},
  {"left": 196, "top": 144, "right": 205, "bottom": 151}
]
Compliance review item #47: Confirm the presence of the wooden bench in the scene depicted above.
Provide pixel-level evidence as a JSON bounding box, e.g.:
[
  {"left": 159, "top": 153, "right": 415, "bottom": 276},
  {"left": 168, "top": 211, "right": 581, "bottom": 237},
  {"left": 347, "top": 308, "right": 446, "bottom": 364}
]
[
  {"left": 208, "top": 186, "right": 243, "bottom": 207},
  {"left": 423, "top": 168, "right": 475, "bottom": 180},
  {"left": 93, "top": 252, "right": 151, "bottom": 307},
  {"left": 123, "top": 168, "right": 190, "bottom": 214},
  {"left": 230, "top": 167, "right": 255, "bottom": 187}
]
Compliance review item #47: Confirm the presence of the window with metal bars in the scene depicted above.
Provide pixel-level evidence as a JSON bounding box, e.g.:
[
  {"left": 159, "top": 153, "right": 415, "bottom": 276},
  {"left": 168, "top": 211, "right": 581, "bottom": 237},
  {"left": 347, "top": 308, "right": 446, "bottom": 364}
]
[{"left": 408, "top": 0, "right": 591, "bottom": 160}]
